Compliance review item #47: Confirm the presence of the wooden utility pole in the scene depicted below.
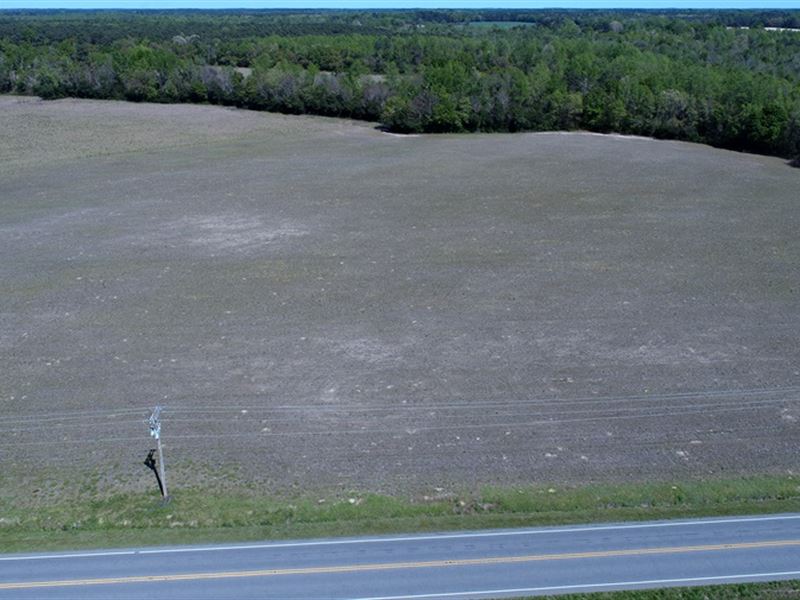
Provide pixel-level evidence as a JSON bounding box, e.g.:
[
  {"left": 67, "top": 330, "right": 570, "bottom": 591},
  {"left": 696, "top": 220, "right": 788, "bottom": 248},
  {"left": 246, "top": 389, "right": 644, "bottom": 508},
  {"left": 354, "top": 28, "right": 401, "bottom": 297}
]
[{"left": 148, "top": 406, "right": 169, "bottom": 499}]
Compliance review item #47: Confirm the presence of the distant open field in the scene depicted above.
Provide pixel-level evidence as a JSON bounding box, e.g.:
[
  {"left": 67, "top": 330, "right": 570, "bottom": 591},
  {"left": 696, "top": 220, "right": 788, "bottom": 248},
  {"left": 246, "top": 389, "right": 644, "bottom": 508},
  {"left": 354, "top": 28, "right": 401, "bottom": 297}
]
[{"left": 1, "top": 95, "right": 798, "bottom": 498}]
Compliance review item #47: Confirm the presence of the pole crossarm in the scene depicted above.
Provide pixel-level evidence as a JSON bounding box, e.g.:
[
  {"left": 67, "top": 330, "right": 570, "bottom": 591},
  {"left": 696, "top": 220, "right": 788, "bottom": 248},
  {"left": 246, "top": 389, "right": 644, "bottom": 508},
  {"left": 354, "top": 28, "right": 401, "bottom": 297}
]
[{"left": 149, "top": 406, "right": 162, "bottom": 440}]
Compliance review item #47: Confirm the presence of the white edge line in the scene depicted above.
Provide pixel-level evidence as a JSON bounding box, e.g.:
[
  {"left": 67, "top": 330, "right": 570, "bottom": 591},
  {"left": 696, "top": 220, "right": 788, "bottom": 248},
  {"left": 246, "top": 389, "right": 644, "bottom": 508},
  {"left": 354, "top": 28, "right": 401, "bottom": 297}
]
[
  {"left": 0, "top": 550, "right": 137, "bottom": 561},
  {"left": 350, "top": 570, "right": 800, "bottom": 600},
  {"left": 2, "top": 514, "right": 800, "bottom": 562}
]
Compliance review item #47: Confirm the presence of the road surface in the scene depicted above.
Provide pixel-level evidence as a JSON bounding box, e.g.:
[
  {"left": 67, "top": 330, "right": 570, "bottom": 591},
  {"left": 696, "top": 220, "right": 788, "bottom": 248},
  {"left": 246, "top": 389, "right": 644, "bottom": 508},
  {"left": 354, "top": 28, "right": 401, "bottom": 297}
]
[{"left": 2, "top": 514, "right": 800, "bottom": 599}]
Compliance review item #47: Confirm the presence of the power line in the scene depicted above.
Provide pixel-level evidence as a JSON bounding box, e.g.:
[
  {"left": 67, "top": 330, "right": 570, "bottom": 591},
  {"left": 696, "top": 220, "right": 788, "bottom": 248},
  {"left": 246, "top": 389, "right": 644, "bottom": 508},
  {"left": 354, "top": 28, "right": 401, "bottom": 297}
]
[
  {"left": 1, "top": 386, "right": 795, "bottom": 427},
  {"left": 2, "top": 397, "right": 792, "bottom": 437},
  {"left": 1, "top": 433, "right": 792, "bottom": 465},
  {"left": 3, "top": 420, "right": 792, "bottom": 446},
  {"left": 1, "top": 419, "right": 146, "bottom": 433},
  {"left": 1, "top": 397, "right": 795, "bottom": 440},
  {"left": 166, "top": 386, "right": 800, "bottom": 414},
  {"left": 162, "top": 397, "right": 794, "bottom": 421},
  {"left": 0, "top": 407, "right": 147, "bottom": 424},
  {"left": 4, "top": 400, "right": 785, "bottom": 446}
]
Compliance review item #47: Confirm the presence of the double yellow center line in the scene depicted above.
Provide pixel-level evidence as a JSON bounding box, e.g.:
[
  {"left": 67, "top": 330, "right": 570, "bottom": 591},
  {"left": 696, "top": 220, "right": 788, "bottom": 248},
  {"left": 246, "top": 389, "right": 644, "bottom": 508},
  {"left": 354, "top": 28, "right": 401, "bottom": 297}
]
[{"left": 2, "top": 539, "right": 799, "bottom": 590}]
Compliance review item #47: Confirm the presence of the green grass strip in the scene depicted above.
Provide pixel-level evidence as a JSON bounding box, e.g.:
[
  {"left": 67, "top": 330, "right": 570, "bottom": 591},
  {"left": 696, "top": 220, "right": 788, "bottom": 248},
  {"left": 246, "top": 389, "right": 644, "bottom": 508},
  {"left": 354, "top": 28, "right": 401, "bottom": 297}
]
[
  {"left": 1, "top": 475, "right": 798, "bottom": 552},
  {"left": 511, "top": 578, "right": 800, "bottom": 599}
]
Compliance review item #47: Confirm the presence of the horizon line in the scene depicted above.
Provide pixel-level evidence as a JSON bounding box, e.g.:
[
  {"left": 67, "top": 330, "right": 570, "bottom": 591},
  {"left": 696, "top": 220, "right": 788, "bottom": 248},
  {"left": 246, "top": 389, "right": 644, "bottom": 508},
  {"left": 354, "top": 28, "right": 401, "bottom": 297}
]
[
  {"left": 4, "top": 2, "right": 800, "bottom": 10},
  {"left": 3, "top": 5, "right": 800, "bottom": 9}
]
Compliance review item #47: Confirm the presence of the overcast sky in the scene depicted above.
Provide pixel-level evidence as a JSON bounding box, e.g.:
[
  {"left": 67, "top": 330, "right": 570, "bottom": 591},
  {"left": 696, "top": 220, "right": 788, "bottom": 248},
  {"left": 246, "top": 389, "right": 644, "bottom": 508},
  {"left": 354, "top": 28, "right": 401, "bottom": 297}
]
[{"left": 3, "top": 1, "right": 800, "bottom": 9}]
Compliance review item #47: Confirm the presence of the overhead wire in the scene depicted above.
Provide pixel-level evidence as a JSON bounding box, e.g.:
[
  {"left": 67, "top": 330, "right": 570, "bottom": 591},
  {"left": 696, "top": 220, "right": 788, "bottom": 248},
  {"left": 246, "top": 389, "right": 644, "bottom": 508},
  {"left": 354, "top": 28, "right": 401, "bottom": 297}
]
[
  {"left": 1, "top": 395, "right": 794, "bottom": 435},
  {"left": 165, "top": 386, "right": 800, "bottom": 414},
  {"left": 1, "top": 398, "right": 793, "bottom": 446},
  {"left": 160, "top": 402, "right": 796, "bottom": 440},
  {"left": 0, "top": 407, "right": 148, "bottom": 425},
  {"left": 160, "top": 397, "right": 795, "bottom": 424},
  {"left": 1, "top": 386, "right": 795, "bottom": 426},
  {"left": 3, "top": 419, "right": 148, "bottom": 433},
  {"left": 1, "top": 432, "right": 791, "bottom": 461}
]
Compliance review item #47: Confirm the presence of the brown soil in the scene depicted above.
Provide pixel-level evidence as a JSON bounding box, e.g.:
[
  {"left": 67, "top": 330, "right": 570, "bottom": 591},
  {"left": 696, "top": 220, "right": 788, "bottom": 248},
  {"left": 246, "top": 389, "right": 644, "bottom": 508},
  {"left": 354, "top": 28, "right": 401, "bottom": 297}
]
[{"left": 1, "top": 96, "right": 798, "bottom": 495}]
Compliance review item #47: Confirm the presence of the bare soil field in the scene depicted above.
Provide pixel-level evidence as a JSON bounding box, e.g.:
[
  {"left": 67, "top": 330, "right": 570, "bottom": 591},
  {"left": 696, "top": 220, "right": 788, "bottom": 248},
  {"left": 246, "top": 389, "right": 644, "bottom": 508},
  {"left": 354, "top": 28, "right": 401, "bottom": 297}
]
[{"left": 1, "top": 96, "right": 798, "bottom": 496}]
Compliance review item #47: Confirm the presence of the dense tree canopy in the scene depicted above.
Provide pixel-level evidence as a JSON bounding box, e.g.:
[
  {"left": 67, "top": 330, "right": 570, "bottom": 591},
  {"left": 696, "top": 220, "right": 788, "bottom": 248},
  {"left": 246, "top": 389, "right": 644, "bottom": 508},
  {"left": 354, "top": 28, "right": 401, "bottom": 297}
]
[{"left": 2, "top": 9, "right": 799, "bottom": 159}]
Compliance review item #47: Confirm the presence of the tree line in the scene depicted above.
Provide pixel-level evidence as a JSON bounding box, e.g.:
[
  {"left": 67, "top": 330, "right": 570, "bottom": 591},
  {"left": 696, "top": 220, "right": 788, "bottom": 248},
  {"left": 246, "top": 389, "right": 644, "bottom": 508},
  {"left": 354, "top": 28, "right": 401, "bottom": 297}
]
[{"left": 1, "top": 9, "right": 799, "bottom": 160}]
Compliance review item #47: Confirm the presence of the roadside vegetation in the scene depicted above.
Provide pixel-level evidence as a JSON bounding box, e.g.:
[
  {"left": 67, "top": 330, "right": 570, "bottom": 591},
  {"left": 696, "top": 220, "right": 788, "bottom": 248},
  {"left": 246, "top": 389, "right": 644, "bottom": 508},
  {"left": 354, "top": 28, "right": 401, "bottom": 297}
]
[
  {"left": 1, "top": 475, "right": 798, "bottom": 552},
  {"left": 1, "top": 9, "right": 800, "bottom": 160},
  {"left": 513, "top": 579, "right": 800, "bottom": 599}
]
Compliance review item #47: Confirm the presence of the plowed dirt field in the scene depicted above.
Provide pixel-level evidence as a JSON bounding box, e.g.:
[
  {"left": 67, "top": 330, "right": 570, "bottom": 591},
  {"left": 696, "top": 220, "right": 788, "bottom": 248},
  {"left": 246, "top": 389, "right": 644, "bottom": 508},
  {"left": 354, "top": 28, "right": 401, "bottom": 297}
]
[{"left": 1, "top": 96, "right": 798, "bottom": 494}]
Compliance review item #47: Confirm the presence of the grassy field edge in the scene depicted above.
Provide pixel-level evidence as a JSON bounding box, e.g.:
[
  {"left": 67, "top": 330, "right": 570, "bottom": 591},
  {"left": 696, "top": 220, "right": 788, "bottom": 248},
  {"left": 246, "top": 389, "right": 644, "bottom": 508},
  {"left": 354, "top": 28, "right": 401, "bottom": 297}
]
[
  {"left": 2, "top": 475, "right": 799, "bottom": 553},
  {"left": 512, "top": 579, "right": 800, "bottom": 599}
]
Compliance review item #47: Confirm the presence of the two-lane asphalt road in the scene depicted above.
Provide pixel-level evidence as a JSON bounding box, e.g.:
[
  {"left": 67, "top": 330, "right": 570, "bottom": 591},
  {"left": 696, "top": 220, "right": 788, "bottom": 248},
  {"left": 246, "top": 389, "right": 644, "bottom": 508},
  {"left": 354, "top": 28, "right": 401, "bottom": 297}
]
[{"left": 2, "top": 514, "right": 800, "bottom": 599}]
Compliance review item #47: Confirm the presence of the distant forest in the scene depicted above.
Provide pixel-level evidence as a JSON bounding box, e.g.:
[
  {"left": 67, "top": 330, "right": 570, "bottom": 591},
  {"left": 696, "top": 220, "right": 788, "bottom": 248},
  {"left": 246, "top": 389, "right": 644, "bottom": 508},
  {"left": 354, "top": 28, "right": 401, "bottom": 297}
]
[{"left": 2, "top": 9, "right": 800, "bottom": 160}]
